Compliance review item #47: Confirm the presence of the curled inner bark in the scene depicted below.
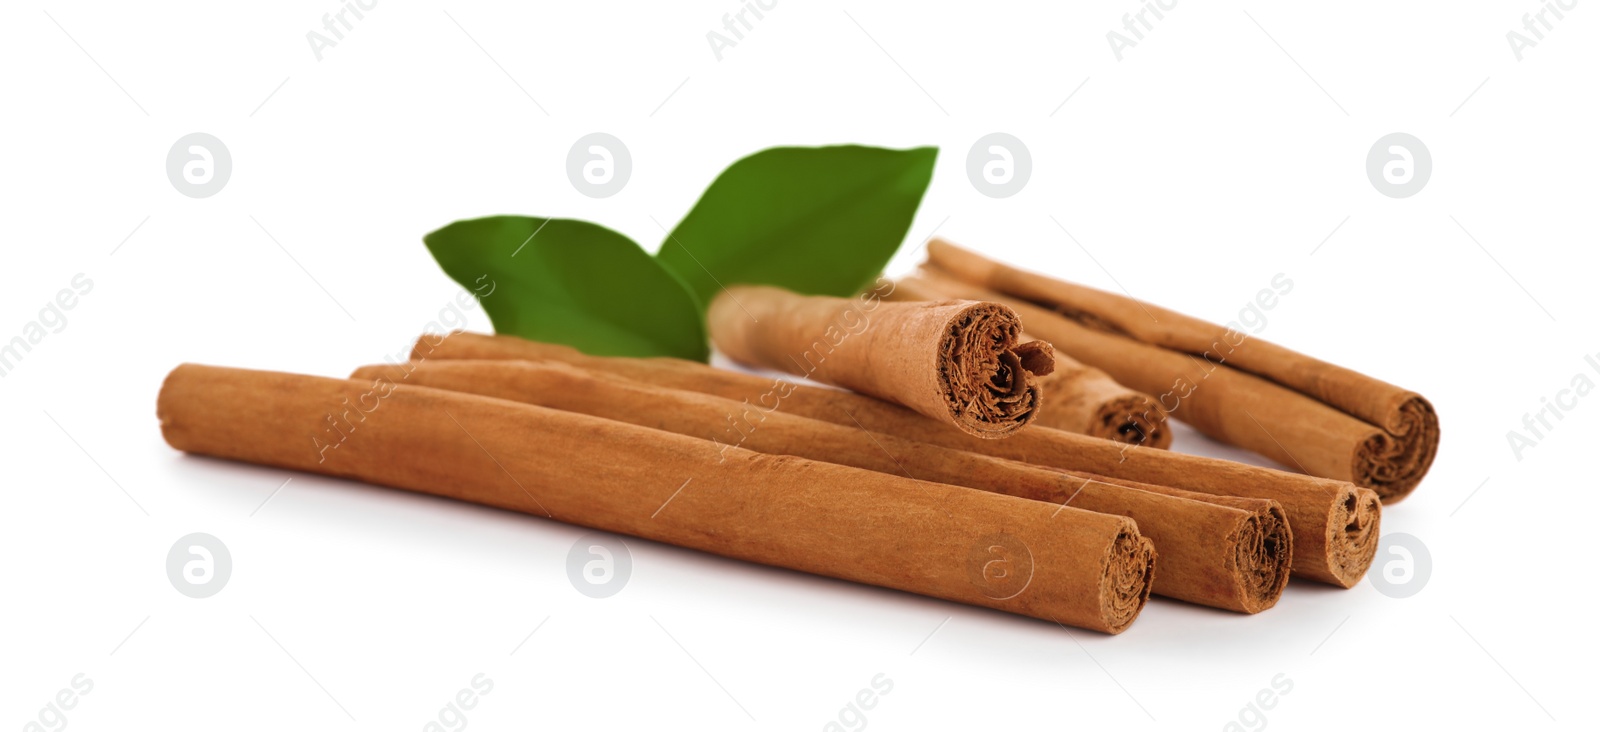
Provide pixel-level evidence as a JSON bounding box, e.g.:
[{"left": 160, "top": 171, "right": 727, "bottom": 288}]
[
  {"left": 1353, "top": 395, "right": 1440, "bottom": 502},
  {"left": 1327, "top": 486, "right": 1382, "bottom": 586},
  {"left": 939, "top": 302, "right": 1046, "bottom": 436},
  {"left": 1231, "top": 504, "right": 1293, "bottom": 614},
  {"left": 1102, "top": 530, "right": 1157, "bottom": 633}
]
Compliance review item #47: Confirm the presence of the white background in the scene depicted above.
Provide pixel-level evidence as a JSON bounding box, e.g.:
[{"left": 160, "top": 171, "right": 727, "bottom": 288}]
[{"left": 2, "top": 1, "right": 1596, "bottom": 730}]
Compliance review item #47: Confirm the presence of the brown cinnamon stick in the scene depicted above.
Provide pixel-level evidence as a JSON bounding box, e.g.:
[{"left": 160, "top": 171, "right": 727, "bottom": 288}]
[
  {"left": 415, "top": 332, "right": 1379, "bottom": 587},
  {"left": 707, "top": 284, "right": 1050, "bottom": 438},
  {"left": 157, "top": 364, "right": 1155, "bottom": 632},
  {"left": 353, "top": 359, "right": 1290, "bottom": 613},
  {"left": 922, "top": 239, "right": 1440, "bottom": 502},
  {"left": 1037, "top": 361, "right": 1172, "bottom": 448},
  {"left": 889, "top": 276, "right": 1171, "bottom": 448}
]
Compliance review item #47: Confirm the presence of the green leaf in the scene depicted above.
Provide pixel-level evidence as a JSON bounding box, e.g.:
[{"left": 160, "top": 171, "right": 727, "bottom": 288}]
[
  {"left": 424, "top": 216, "right": 709, "bottom": 361},
  {"left": 658, "top": 145, "right": 938, "bottom": 308}
]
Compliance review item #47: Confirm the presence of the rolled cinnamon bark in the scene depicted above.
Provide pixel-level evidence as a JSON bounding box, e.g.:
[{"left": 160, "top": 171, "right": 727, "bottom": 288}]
[
  {"left": 353, "top": 359, "right": 1290, "bottom": 613},
  {"left": 1038, "top": 363, "right": 1171, "bottom": 448},
  {"left": 922, "top": 239, "right": 1440, "bottom": 502},
  {"left": 706, "top": 284, "right": 1050, "bottom": 439},
  {"left": 415, "top": 332, "right": 1379, "bottom": 587},
  {"left": 889, "top": 276, "right": 1170, "bottom": 448},
  {"left": 158, "top": 364, "right": 1155, "bottom": 632}
]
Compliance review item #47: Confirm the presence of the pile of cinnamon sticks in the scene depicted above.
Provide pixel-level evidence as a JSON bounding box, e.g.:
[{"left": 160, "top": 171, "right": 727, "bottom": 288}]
[
  {"left": 908, "top": 240, "right": 1440, "bottom": 503},
  {"left": 157, "top": 243, "right": 1433, "bottom": 634}
]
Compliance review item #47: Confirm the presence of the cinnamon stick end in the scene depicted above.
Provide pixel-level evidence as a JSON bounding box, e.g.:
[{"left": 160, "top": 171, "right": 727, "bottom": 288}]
[
  {"left": 1232, "top": 503, "right": 1293, "bottom": 614},
  {"left": 1089, "top": 395, "right": 1172, "bottom": 450},
  {"left": 938, "top": 302, "right": 1048, "bottom": 439},
  {"left": 1325, "top": 487, "right": 1382, "bottom": 588},
  {"left": 1355, "top": 395, "right": 1440, "bottom": 503},
  {"left": 1101, "top": 530, "right": 1157, "bottom": 634}
]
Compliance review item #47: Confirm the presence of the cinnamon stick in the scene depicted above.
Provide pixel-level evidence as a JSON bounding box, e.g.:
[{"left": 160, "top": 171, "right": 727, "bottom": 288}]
[
  {"left": 922, "top": 239, "right": 1440, "bottom": 502},
  {"left": 890, "top": 276, "right": 1171, "bottom": 448},
  {"left": 157, "top": 364, "right": 1155, "bottom": 632},
  {"left": 415, "top": 332, "right": 1379, "bottom": 587},
  {"left": 353, "top": 359, "right": 1290, "bottom": 613},
  {"left": 706, "top": 284, "right": 1050, "bottom": 438}
]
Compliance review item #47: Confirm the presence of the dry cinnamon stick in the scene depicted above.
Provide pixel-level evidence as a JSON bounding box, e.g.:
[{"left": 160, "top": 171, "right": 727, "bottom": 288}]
[
  {"left": 889, "top": 276, "right": 1171, "bottom": 448},
  {"left": 1036, "top": 358, "right": 1172, "bottom": 448},
  {"left": 415, "top": 332, "right": 1379, "bottom": 587},
  {"left": 157, "top": 364, "right": 1155, "bottom": 632},
  {"left": 922, "top": 239, "right": 1440, "bottom": 502},
  {"left": 353, "top": 359, "right": 1290, "bottom": 613},
  {"left": 706, "top": 284, "right": 1050, "bottom": 438}
]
